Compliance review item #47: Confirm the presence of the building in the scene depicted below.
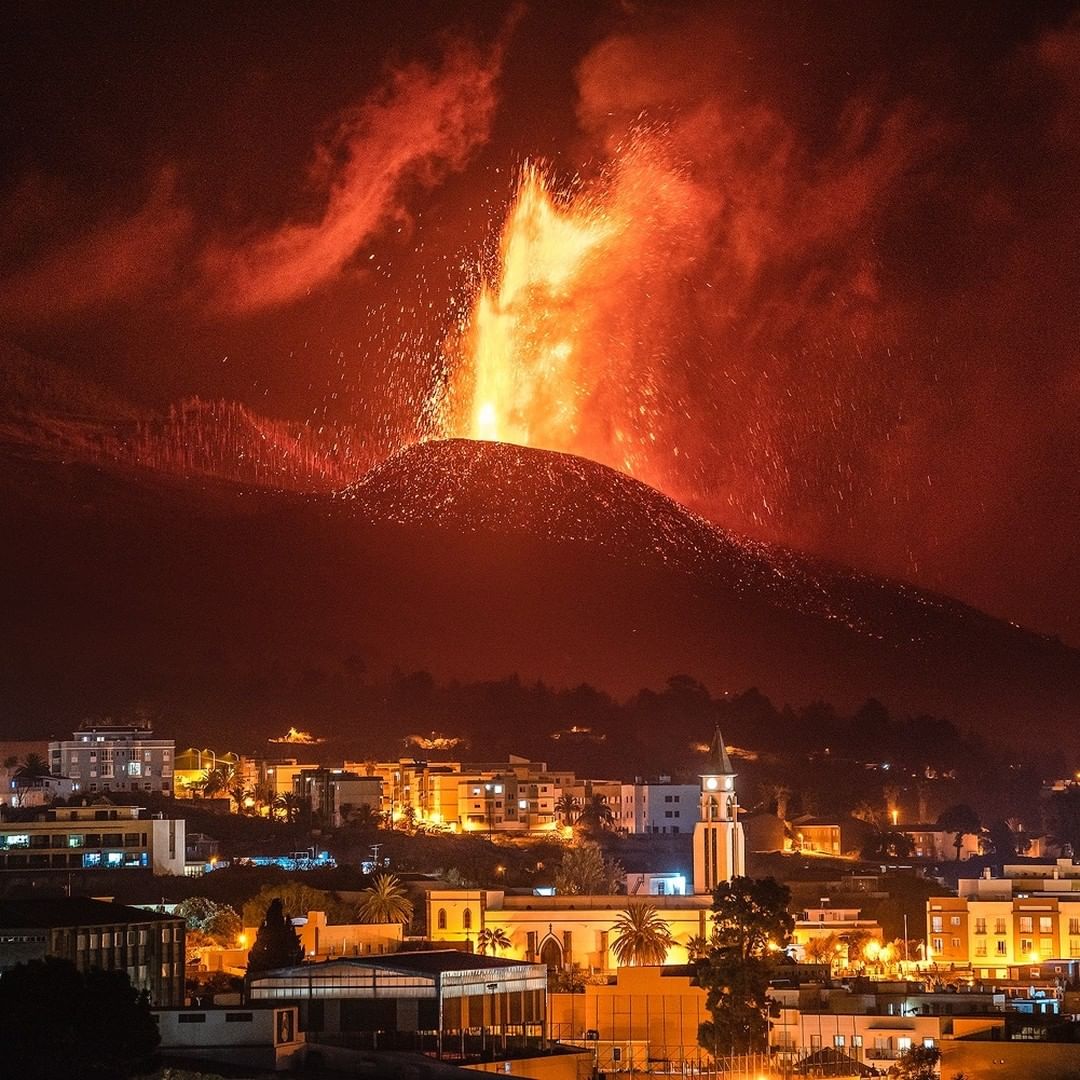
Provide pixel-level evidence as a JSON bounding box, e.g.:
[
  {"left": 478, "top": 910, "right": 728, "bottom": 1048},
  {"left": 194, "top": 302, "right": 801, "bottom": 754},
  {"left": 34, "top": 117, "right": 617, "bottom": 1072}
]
[
  {"left": 616, "top": 780, "right": 699, "bottom": 835},
  {"left": 769, "top": 982, "right": 1005, "bottom": 1067},
  {"left": 791, "top": 816, "right": 843, "bottom": 856},
  {"left": 7, "top": 772, "right": 76, "bottom": 807},
  {"left": 549, "top": 965, "right": 711, "bottom": 1072},
  {"left": 154, "top": 1005, "right": 303, "bottom": 1072},
  {"left": 928, "top": 861, "right": 1080, "bottom": 970},
  {"left": 0, "top": 803, "right": 185, "bottom": 875},
  {"left": 49, "top": 721, "right": 175, "bottom": 795},
  {"left": 792, "top": 906, "right": 884, "bottom": 960},
  {"left": 692, "top": 726, "right": 744, "bottom": 895},
  {"left": 902, "top": 824, "right": 980, "bottom": 861},
  {"left": 429, "top": 727, "right": 746, "bottom": 973},
  {"left": 173, "top": 747, "right": 240, "bottom": 797},
  {"left": 0, "top": 897, "right": 185, "bottom": 1005},
  {"left": 248, "top": 950, "right": 548, "bottom": 1057},
  {"left": 293, "top": 768, "right": 382, "bottom": 828}
]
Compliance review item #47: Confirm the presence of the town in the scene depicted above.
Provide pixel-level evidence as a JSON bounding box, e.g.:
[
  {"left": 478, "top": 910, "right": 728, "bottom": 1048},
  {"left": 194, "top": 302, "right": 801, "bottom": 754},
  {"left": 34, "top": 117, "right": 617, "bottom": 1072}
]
[{"left": 1, "top": 714, "right": 1079, "bottom": 1078}]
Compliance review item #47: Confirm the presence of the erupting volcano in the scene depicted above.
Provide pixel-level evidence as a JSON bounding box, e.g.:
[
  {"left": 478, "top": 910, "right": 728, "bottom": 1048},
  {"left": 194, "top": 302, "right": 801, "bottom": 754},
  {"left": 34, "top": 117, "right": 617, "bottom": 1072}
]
[{"left": 433, "top": 146, "right": 703, "bottom": 493}]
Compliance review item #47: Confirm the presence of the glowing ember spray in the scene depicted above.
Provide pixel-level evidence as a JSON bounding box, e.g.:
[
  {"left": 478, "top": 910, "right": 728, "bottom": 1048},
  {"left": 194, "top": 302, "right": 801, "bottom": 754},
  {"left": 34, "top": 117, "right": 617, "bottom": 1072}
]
[{"left": 462, "top": 164, "right": 617, "bottom": 448}]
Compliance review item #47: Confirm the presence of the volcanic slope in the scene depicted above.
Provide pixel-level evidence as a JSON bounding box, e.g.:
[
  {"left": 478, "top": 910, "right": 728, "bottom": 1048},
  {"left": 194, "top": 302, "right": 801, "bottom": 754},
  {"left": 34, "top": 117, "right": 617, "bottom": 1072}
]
[
  {"left": 5, "top": 433, "right": 1080, "bottom": 749},
  {"left": 337, "top": 439, "right": 1080, "bottom": 741}
]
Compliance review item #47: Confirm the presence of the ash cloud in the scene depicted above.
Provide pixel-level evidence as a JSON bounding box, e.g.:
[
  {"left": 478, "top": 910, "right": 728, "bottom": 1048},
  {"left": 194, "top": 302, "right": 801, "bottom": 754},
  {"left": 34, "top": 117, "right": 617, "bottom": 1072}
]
[
  {"left": 561, "top": 6, "right": 1080, "bottom": 642},
  {"left": 0, "top": 169, "right": 192, "bottom": 321},
  {"left": 201, "top": 37, "right": 505, "bottom": 315}
]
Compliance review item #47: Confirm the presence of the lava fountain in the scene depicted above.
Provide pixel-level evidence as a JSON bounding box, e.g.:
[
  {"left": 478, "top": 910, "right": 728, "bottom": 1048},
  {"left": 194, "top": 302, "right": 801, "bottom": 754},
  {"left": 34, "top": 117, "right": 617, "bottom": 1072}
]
[
  {"left": 430, "top": 142, "right": 706, "bottom": 492},
  {"left": 465, "top": 164, "right": 617, "bottom": 447}
]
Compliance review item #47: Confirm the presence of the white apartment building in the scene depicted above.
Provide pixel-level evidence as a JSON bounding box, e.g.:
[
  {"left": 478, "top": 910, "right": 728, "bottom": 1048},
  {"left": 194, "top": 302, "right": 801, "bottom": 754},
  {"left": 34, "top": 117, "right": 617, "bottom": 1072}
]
[
  {"left": 617, "top": 781, "right": 699, "bottom": 834},
  {"left": 0, "top": 804, "right": 185, "bottom": 875},
  {"left": 49, "top": 723, "right": 174, "bottom": 795}
]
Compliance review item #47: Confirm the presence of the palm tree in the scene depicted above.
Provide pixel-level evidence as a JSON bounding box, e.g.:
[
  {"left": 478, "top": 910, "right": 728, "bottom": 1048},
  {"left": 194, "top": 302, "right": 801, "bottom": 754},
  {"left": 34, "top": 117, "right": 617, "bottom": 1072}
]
[
  {"left": 200, "top": 764, "right": 234, "bottom": 799},
  {"left": 477, "top": 927, "right": 512, "bottom": 956},
  {"left": 16, "top": 753, "right": 51, "bottom": 779},
  {"left": 611, "top": 904, "right": 674, "bottom": 966},
  {"left": 554, "top": 793, "right": 579, "bottom": 826},
  {"left": 577, "top": 794, "right": 615, "bottom": 834},
  {"left": 228, "top": 780, "right": 253, "bottom": 814},
  {"left": 357, "top": 873, "right": 414, "bottom": 927},
  {"left": 683, "top": 934, "right": 711, "bottom": 962}
]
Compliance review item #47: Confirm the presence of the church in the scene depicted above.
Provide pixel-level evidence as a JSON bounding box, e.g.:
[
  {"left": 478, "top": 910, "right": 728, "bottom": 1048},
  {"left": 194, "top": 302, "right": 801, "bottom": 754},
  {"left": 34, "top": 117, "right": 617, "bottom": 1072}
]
[{"left": 427, "top": 727, "right": 746, "bottom": 972}]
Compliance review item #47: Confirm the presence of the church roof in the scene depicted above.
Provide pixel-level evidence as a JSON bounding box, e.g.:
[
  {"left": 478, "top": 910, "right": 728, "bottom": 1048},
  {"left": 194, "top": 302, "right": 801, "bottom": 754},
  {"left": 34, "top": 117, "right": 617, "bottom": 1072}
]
[{"left": 706, "top": 725, "right": 735, "bottom": 775}]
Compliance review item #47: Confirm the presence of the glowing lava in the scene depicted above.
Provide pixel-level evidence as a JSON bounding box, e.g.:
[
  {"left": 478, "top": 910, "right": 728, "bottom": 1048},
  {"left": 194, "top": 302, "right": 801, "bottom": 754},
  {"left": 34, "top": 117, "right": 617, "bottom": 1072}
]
[{"left": 461, "top": 164, "right": 617, "bottom": 448}]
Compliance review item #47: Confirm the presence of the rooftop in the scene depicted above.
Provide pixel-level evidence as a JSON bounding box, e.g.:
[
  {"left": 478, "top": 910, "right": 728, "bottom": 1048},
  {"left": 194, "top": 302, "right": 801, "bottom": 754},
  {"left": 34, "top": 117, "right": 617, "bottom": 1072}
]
[{"left": 0, "top": 897, "right": 181, "bottom": 928}]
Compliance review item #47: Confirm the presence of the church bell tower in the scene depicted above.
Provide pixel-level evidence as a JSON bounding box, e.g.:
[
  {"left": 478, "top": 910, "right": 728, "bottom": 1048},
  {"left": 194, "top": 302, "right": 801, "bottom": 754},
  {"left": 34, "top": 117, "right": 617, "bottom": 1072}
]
[{"left": 692, "top": 725, "right": 745, "bottom": 894}]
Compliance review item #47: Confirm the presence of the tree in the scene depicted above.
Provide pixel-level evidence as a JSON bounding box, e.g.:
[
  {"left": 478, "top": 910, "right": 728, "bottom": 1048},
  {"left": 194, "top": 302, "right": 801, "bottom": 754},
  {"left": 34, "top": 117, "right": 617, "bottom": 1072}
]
[
  {"left": 246, "top": 898, "right": 303, "bottom": 974},
  {"left": 357, "top": 873, "right": 414, "bottom": 926},
  {"left": 14, "top": 752, "right": 51, "bottom": 779},
  {"left": 242, "top": 883, "right": 352, "bottom": 928},
  {"left": 344, "top": 803, "right": 384, "bottom": 831},
  {"left": 611, "top": 904, "right": 675, "bottom": 966},
  {"left": 554, "top": 840, "right": 623, "bottom": 895},
  {"left": 554, "top": 793, "right": 579, "bottom": 826},
  {"left": 860, "top": 829, "right": 914, "bottom": 860},
  {"left": 708, "top": 876, "right": 794, "bottom": 961},
  {"left": 803, "top": 933, "right": 840, "bottom": 965},
  {"left": 684, "top": 934, "right": 711, "bottom": 962},
  {"left": 477, "top": 927, "right": 512, "bottom": 956},
  {"left": 697, "top": 877, "right": 794, "bottom": 1057},
  {"left": 1047, "top": 786, "right": 1080, "bottom": 856},
  {"left": 176, "top": 897, "right": 242, "bottom": 947},
  {"left": 0, "top": 957, "right": 159, "bottom": 1080},
  {"left": 985, "top": 819, "right": 1017, "bottom": 859},
  {"left": 576, "top": 794, "right": 615, "bottom": 834},
  {"left": 937, "top": 804, "right": 981, "bottom": 861},
  {"left": 200, "top": 763, "right": 234, "bottom": 799},
  {"left": 894, "top": 1044, "right": 941, "bottom": 1080}
]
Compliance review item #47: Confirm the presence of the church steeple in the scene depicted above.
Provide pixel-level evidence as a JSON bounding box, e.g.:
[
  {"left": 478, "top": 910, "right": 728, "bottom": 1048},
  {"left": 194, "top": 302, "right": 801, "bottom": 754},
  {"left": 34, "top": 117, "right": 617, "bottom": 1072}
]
[{"left": 692, "top": 725, "right": 745, "bottom": 894}]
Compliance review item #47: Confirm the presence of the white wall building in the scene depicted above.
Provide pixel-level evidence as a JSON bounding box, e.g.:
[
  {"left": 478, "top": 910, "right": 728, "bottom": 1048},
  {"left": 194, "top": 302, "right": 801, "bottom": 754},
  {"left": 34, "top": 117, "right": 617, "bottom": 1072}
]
[
  {"left": 49, "top": 723, "right": 174, "bottom": 795},
  {"left": 618, "top": 781, "right": 699, "bottom": 834}
]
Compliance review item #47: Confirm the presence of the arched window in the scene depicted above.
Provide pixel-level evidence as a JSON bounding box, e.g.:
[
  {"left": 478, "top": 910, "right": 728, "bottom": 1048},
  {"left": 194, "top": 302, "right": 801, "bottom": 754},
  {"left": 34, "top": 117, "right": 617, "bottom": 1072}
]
[
  {"left": 463, "top": 908, "right": 473, "bottom": 931},
  {"left": 437, "top": 908, "right": 447, "bottom": 930}
]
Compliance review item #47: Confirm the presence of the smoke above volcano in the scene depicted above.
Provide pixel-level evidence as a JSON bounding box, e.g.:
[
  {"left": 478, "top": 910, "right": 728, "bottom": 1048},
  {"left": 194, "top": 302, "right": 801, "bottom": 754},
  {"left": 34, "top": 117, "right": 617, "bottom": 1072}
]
[{"left": 1, "top": 3, "right": 1079, "bottom": 644}]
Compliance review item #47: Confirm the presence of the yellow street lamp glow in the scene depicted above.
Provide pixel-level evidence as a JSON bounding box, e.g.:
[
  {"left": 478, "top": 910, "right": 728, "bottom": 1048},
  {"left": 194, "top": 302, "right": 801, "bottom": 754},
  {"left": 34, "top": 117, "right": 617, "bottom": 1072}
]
[
  {"left": 1029, "top": 950, "right": 1041, "bottom": 963},
  {"left": 238, "top": 933, "right": 248, "bottom": 948}
]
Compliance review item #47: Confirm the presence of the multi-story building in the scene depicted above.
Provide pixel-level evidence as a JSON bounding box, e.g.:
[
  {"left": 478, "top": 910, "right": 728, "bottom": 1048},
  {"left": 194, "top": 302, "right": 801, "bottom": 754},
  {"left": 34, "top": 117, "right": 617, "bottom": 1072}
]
[
  {"left": 349, "top": 755, "right": 565, "bottom": 833},
  {"left": 0, "top": 804, "right": 185, "bottom": 875},
  {"left": 293, "top": 768, "right": 382, "bottom": 828},
  {"left": 928, "top": 861, "right": 1080, "bottom": 971},
  {"left": 0, "top": 897, "right": 185, "bottom": 1005},
  {"left": 902, "top": 824, "right": 980, "bottom": 861},
  {"left": 49, "top": 722, "right": 174, "bottom": 796},
  {"left": 616, "top": 780, "right": 698, "bottom": 835}
]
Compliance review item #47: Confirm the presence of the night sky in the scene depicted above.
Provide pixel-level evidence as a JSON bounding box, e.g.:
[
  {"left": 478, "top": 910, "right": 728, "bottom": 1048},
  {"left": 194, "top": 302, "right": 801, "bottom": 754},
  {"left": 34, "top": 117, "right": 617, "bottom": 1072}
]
[{"left": 2, "top": 1, "right": 1079, "bottom": 645}]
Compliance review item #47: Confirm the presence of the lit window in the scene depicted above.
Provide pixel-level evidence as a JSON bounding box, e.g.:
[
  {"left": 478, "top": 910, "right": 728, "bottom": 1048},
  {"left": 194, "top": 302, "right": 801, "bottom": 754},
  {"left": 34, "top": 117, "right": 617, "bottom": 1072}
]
[{"left": 898, "top": 1037, "right": 912, "bottom": 1052}]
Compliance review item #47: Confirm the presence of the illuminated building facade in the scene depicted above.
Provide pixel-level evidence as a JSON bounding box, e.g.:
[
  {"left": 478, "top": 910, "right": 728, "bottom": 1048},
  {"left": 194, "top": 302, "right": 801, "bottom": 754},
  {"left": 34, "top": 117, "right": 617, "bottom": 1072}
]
[
  {"left": 691, "top": 727, "right": 745, "bottom": 894},
  {"left": 428, "top": 727, "right": 746, "bottom": 971},
  {"left": 0, "top": 804, "right": 185, "bottom": 875},
  {"left": 49, "top": 722, "right": 174, "bottom": 795}
]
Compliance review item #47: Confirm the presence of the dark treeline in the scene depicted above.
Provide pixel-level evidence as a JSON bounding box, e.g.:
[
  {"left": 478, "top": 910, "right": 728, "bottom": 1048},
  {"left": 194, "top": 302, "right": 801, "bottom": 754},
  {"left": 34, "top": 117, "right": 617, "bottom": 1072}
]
[{"left": 96, "top": 666, "right": 1055, "bottom": 833}]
